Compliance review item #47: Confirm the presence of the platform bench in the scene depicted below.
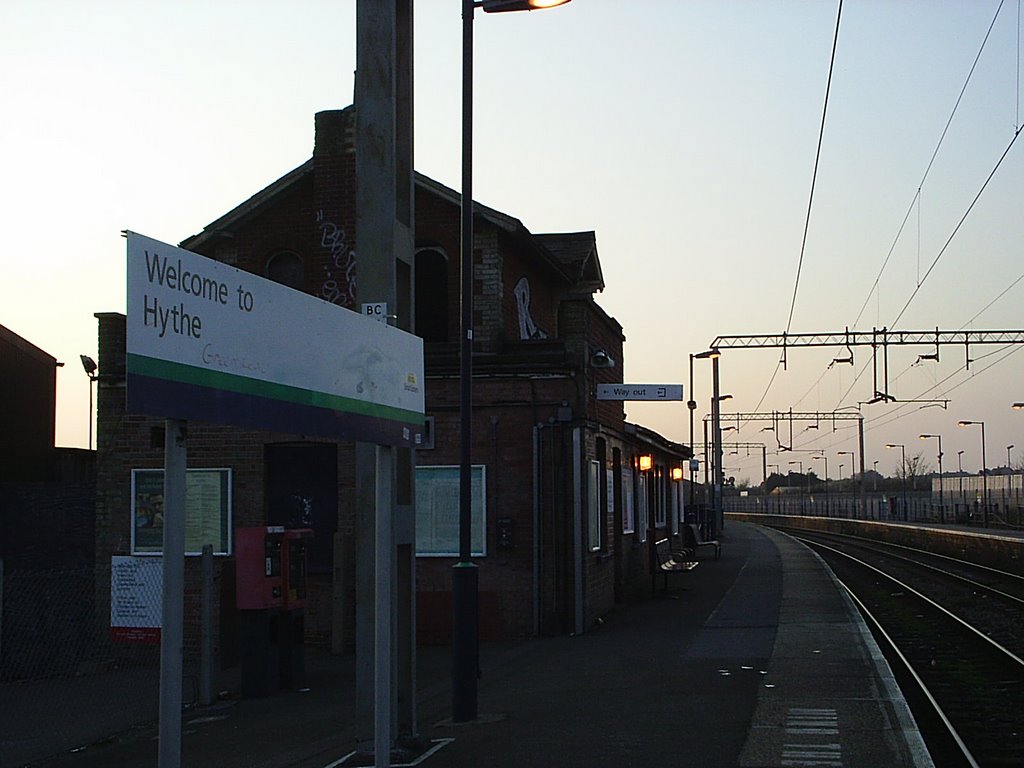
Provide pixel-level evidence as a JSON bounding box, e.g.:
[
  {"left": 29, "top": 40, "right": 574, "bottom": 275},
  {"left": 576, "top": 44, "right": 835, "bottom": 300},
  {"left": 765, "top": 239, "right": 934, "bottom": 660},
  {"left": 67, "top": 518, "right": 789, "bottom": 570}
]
[
  {"left": 685, "top": 523, "right": 721, "bottom": 560},
  {"left": 651, "top": 537, "right": 698, "bottom": 595}
]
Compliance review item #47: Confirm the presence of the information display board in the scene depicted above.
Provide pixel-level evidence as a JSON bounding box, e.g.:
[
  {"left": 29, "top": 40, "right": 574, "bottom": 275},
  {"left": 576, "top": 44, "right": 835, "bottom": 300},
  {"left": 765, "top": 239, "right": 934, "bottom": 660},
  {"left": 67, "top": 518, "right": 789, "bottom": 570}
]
[
  {"left": 131, "top": 468, "right": 232, "bottom": 555},
  {"left": 415, "top": 465, "right": 486, "bottom": 557},
  {"left": 110, "top": 555, "right": 162, "bottom": 643}
]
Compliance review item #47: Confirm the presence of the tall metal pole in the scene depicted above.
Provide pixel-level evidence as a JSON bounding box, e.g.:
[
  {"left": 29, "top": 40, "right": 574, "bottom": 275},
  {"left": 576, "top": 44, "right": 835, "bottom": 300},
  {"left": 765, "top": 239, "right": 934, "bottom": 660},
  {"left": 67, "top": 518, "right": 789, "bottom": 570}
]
[
  {"left": 453, "top": 0, "right": 479, "bottom": 723},
  {"left": 711, "top": 355, "right": 723, "bottom": 537},
  {"left": 981, "top": 422, "right": 989, "bottom": 528},
  {"left": 158, "top": 419, "right": 187, "bottom": 768},
  {"left": 857, "top": 418, "right": 865, "bottom": 520},
  {"left": 688, "top": 354, "right": 696, "bottom": 505},
  {"left": 958, "top": 450, "right": 965, "bottom": 518},
  {"left": 761, "top": 446, "right": 767, "bottom": 511},
  {"left": 937, "top": 436, "right": 944, "bottom": 522}
]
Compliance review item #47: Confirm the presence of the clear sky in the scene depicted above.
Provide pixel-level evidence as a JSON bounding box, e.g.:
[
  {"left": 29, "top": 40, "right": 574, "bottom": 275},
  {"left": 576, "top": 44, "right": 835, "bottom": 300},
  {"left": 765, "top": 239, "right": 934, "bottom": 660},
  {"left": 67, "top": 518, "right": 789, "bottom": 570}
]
[{"left": 3, "top": 0, "right": 1022, "bottom": 483}]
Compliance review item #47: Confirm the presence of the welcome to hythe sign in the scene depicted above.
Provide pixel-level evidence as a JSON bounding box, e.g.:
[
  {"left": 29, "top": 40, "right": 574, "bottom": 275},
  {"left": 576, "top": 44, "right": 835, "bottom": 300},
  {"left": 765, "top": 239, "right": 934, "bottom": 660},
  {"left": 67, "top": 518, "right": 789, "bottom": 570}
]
[{"left": 126, "top": 232, "right": 425, "bottom": 446}]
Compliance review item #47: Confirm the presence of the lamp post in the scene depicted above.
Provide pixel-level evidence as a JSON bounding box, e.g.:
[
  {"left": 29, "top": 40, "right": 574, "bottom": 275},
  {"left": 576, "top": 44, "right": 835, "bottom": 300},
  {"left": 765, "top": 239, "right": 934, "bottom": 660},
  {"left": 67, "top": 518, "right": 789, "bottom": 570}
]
[
  {"left": 689, "top": 349, "right": 719, "bottom": 506},
  {"left": 885, "top": 443, "right": 907, "bottom": 520},
  {"left": 455, "top": 0, "right": 570, "bottom": 724},
  {"left": 837, "top": 451, "right": 854, "bottom": 517},
  {"left": 80, "top": 355, "right": 98, "bottom": 451},
  {"left": 919, "top": 434, "right": 944, "bottom": 522},
  {"left": 957, "top": 449, "right": 965, "bottom": 518},
  {"left": 710, "top": 351, "right": 730, "bottom": 538},
  {"left": 812, "top": 455, "right": 829, "bottom": 517},
  {"left": 1006, "top": 444, "right": 1014, "bottom": 514},
  {"left": 958, "top": 421, "right": 988, "bottom": 527},
  {"left": 767, "top": 463, "right": 781, "bottom": 514},
  {"left": 788, "top": 459, "right": 804, "bottom": 515}
]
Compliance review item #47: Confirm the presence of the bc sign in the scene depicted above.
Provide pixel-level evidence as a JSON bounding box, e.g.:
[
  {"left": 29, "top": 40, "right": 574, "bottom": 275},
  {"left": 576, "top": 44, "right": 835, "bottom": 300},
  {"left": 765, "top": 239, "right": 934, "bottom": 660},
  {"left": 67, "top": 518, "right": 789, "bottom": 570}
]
[{"left": 126, "top": 233, "right": 425, "bottom": 446}]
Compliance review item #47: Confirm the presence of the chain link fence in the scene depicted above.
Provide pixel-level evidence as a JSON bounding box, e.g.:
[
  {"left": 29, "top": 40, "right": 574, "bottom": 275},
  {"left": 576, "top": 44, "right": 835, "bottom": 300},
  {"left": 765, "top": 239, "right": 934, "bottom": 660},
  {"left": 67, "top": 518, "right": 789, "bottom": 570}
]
[
  {"left": 723, "top": 491, "right": 1024, "bottom": 528},
  {"left": 1, "top": 562, "right": 164, "bottom": 768}
]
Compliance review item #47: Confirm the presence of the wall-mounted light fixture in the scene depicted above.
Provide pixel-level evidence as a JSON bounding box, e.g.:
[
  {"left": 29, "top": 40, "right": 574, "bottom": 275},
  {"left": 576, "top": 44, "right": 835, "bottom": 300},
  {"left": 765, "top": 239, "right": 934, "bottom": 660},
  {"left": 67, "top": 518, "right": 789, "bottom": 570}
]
[
  {"left": 671, "top": 467, "right": 684, "bottom": 481},
  {"left": 638, "top": 454, "right": 653, "bottom": 472},
  {"left": 590, "top": 349, "right": 616, "bottom": 368}
]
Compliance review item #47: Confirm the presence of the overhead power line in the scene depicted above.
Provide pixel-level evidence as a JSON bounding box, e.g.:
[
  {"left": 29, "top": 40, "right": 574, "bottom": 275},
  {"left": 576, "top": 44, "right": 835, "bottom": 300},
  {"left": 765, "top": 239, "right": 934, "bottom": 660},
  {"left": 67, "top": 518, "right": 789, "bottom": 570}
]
[{"left": 785, "top": 0, "right": 844, "bottom": 334}]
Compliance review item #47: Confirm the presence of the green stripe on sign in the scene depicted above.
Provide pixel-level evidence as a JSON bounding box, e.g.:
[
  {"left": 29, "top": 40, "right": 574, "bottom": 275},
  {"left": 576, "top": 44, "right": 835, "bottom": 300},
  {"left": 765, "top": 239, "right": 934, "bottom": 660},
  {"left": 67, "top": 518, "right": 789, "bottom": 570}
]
[{"left": 127, "top": 353, "right": 423, "bottom": 425}]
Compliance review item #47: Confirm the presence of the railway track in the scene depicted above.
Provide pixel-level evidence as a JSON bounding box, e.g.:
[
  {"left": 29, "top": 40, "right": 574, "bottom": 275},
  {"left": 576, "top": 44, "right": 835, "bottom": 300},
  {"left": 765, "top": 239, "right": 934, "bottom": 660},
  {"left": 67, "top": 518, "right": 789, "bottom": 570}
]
[{"left": 785, "top": 528, "right": 1024, "bottom": 768}]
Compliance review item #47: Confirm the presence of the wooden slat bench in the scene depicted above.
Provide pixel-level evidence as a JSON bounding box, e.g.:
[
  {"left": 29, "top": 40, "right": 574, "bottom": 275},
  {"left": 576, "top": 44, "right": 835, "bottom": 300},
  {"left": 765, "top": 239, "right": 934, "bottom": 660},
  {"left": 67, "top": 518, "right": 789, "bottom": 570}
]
[{"left": 651, "top": 536, "right": 698, "bottom": 595}]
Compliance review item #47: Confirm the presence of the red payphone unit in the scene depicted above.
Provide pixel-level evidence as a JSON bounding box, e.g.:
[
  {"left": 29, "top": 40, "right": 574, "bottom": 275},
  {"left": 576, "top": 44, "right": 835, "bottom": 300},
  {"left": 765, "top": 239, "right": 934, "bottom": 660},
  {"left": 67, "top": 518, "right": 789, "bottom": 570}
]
[{"left": 235, "top": 526, "right": 285, "bottom": 610}]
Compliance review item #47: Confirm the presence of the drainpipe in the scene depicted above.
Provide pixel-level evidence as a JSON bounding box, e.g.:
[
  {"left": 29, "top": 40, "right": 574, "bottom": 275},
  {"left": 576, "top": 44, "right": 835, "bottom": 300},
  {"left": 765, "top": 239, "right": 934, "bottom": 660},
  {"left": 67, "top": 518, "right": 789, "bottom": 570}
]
[
  {"left": 532, "top": 424, "right": 542, "bottom": 637},
  {"left": 573, "top": 426, "right": 584, "bottom": 636}
]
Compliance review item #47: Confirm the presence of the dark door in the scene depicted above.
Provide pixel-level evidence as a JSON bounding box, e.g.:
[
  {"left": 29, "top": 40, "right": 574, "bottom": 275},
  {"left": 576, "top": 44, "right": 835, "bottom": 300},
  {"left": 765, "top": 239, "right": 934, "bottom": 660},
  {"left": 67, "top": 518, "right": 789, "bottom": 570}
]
[{"left": 265, "top": 443, "right": 338, "bottom": 573}]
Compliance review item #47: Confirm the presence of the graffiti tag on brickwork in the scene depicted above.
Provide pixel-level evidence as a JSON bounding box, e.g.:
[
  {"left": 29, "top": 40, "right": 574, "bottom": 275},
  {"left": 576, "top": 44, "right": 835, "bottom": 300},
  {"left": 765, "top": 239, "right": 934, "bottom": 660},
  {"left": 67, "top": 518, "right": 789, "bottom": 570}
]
[{"left": 317, "top": 209, "right": 356, "bottom": 307}]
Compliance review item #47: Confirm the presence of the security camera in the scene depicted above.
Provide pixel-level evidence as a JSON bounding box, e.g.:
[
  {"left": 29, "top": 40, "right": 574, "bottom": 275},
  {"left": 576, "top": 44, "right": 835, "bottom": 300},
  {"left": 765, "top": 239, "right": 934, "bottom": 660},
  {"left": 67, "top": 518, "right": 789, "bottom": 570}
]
[{"left": 590, "top": 350, "right": 615, "bottom": 369}]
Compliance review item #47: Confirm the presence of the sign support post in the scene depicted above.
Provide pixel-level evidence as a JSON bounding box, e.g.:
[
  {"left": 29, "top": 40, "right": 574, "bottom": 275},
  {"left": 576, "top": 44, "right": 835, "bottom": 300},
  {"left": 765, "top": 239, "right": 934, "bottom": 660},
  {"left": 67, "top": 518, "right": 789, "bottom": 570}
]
[{"left": 158, "top": 419, "right": 187, "bottom": 768}]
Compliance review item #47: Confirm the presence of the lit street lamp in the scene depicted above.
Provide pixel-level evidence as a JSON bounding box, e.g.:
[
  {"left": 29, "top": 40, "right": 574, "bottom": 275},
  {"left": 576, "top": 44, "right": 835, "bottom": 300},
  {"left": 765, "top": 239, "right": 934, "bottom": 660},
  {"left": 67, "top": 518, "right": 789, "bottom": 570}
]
[
  {"left": 456, "top": 0, "right": 571, "bottom": 724},
  {"left": 957, "top": 421, "right": 988, "bottom": 527},
  {"left": 689, "top": 349, "right": 719, "bottom": 505}
]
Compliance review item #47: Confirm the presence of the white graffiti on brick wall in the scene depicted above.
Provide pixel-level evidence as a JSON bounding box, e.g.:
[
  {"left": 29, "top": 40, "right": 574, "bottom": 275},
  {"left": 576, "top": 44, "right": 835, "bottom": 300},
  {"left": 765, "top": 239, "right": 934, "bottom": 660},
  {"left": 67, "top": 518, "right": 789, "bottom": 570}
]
[
  {"left": 514, "top": 276, "right": 547, "bottom": 340},
  {"left": 317, "top": 209, "right": 356, "bottom": 306}
]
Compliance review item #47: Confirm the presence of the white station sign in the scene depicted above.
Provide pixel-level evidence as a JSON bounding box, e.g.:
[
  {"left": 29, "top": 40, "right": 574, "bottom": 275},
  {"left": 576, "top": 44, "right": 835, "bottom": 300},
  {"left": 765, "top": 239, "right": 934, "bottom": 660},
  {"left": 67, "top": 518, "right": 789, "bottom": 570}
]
[{"left": 596, "top": 384, "right": 684, "bottom": 401}]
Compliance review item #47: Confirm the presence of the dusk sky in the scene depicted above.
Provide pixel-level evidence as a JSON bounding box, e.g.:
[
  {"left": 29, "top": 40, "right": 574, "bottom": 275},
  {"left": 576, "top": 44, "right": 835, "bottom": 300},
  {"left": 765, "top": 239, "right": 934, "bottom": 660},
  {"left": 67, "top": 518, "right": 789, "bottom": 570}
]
[{"left": 3, "top": 0, "right": 1022, "bottom": 484}]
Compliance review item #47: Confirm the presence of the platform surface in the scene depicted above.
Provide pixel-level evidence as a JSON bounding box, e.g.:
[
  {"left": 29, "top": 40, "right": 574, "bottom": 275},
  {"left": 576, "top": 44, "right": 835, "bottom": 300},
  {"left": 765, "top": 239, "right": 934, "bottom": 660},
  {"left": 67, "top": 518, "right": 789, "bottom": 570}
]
[{"left": 21, "top": 522, "right": 933, "bottom": 768}]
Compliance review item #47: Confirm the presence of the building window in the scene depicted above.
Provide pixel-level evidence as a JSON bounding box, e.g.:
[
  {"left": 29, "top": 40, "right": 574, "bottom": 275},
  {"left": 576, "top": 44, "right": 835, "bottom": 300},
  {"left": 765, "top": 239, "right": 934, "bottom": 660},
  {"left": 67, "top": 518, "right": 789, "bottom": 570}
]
[
  {"left": 414, "top": 248, "right": 449, "bottom": 342},
  {"left": 265, "top": 251, "right": 305, "bottom": 290},
  {"left": 622, "top": 467, "right": 635, "bottom": 534},
  {"left": 588, "top": 460, "right": 601, "bottom": 552}
]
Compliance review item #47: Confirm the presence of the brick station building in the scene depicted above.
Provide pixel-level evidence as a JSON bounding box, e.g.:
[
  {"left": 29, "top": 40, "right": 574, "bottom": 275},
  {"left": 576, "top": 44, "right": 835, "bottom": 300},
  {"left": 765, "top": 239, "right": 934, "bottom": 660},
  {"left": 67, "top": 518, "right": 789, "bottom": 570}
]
[{"left": 93, "top": 107, "right": 692, "bottom": 659}]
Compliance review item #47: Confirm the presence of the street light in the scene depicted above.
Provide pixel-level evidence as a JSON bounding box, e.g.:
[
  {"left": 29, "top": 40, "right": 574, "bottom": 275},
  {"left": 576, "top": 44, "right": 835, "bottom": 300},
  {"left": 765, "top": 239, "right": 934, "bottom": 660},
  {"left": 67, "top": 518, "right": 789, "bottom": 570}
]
[
  {"left": 456, "top": 0, "right": 571, "bottom": 724},
  {"left": 1013, "top": 403, "right": 1024, "bottom": 410},
  {"left": 836, "top": 450, "right": 854, "bottom": 517},
  {"left": 957, "top": 449, "right": 966, "bottom": 517},
  {"left": 919, "top": 434, "right": 944, "bottom": 522},
  {"left": 80, "top": 355, "right": 98, "bottom": 451},
  {"left": 688, "top": 349, "right": 720, "bottom": 505},
  {"left": 812, "top": 455, "right": 829, "bottom": 517},
  {"left": 885, "top": 443, "right": 907, "bottom": 519},
  {"left": 788, "top": 459, "right": 804, "bottom": 515},
  {"left": 958, "top": 421, "right": 988, "bottom": 527}
]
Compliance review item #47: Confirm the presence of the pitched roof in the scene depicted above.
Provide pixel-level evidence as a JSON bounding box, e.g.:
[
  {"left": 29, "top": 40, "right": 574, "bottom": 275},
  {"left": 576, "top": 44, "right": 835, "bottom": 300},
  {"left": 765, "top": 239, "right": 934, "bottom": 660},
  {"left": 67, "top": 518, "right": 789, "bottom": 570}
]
[
  {"left": 180, "top": 159, "right": 314, "bottom": 251},
  {"left": 0, "top": 324, "right": 57, "bottom": 366},
  {"left": 178, "top": 153, "right": 605, "bottom": 293},
  {"left": 534, "top": 231, "right": 604, "bottom": 293}
]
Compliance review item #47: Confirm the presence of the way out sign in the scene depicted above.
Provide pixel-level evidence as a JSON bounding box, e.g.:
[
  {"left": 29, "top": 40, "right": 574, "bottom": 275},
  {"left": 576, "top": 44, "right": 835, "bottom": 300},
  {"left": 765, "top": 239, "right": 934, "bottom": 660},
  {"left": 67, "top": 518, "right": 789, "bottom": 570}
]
[{"left": 596, "top": 383, "right": 684, "bottom": 401}]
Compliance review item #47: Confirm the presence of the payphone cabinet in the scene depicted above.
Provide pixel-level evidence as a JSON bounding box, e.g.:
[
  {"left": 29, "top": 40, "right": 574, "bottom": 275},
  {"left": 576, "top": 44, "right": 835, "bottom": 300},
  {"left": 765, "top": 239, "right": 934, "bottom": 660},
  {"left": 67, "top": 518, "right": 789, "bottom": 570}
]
[
  {"left": 282, "top": 528, "right": 313, "bottom": 609},
  {"left": 235, "top": 526, "right": 285, "bottom": 610}
]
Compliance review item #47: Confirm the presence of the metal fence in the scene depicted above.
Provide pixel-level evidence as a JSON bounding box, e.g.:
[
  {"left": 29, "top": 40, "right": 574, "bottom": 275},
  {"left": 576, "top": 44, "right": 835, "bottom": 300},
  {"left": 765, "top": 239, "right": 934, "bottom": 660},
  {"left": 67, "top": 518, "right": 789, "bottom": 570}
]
[
  {"left": 1, "top": 562, "right": 163, "bottom": 767},
  {"left": 723, "top": 492, "right": 1024, "bottom": 529}
]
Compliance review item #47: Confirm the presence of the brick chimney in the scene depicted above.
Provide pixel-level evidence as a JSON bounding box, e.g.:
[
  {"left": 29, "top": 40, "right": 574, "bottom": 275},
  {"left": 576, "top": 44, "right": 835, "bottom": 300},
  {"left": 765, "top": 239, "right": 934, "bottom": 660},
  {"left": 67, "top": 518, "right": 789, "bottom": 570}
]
[{"left": 312, "top": 107, "right": 358, "bottom": 308}]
